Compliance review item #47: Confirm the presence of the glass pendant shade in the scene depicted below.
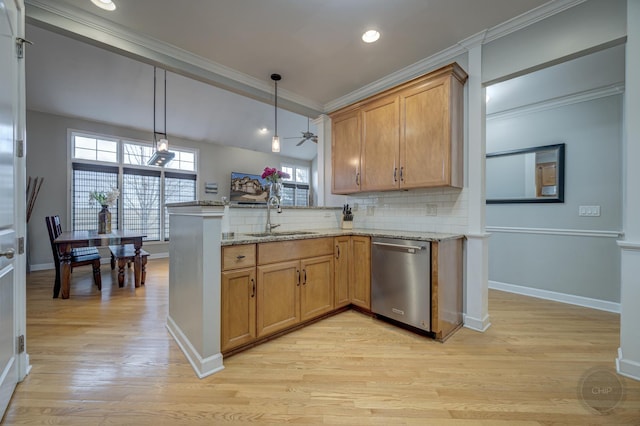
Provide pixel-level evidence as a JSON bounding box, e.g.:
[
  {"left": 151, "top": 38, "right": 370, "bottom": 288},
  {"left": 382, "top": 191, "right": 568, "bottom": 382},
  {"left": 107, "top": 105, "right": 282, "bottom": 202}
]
[{"left": 272, "top": 136, "right": 281, "bottom": 153}]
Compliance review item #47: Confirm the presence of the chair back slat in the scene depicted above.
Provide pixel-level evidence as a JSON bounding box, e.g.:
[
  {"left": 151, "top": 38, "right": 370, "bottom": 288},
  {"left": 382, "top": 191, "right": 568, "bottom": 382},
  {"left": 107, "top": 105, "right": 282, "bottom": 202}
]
[{"left": 45, "top": 215, "right": 62, "bottom": 263}]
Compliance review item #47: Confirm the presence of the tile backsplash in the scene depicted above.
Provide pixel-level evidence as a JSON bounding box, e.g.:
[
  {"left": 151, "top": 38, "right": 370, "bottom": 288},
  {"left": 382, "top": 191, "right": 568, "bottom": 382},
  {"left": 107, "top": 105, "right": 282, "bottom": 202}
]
[
  {"left": 225, "top": 187, "right": 469, "bottom": 235},
  {"left": 347, "top": 187, "right": 469, "bottom": 234}
]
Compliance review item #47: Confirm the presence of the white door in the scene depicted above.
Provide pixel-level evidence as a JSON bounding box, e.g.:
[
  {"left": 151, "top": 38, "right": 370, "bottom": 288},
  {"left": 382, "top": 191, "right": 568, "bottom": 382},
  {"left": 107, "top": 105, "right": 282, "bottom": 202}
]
[{"left": 0, "top": 0, "right": 25, "bottom": 419}]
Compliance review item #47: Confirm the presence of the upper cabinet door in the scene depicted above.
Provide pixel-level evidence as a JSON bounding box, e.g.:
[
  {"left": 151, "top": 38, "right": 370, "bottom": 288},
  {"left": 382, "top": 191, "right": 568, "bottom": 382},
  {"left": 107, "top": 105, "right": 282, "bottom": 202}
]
[
  {"left": 331, "top": 110, "right": 362, "bottom": 194},
  {"left": 400, "top": 76, "right": 449, "bottom": 188},
  {"left": 361, "top": 96, "right": 400, "bottom": 192}
]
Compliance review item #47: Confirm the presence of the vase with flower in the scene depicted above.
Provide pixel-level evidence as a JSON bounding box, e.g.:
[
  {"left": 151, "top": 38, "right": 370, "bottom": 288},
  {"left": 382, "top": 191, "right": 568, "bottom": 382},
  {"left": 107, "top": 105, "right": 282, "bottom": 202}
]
[
  {"left": 89, "top": 188, "right": 120, "bottom": 234},
  {"left": 261, "top": 167, "right": 290, "bottom": 200}
]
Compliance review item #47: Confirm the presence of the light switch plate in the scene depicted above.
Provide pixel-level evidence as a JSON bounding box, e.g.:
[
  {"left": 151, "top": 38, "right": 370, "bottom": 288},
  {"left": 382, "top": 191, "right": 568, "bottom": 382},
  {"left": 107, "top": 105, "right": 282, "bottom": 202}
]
[
  {"left": 426, "top": 204, "right": 438, "bottom": 216},
  {"left": 579, "top": 205, "right": 601, "bottom": 217}
]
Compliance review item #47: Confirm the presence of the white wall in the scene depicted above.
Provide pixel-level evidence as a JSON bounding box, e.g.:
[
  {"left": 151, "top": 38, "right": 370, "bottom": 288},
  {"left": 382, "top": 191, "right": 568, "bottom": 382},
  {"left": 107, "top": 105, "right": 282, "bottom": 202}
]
[
  {"left": 486, "top": 94, "right": 623, "bottom": 303},
  {"left": 26, "top": 110, "right": 311, "bottom": 269}
]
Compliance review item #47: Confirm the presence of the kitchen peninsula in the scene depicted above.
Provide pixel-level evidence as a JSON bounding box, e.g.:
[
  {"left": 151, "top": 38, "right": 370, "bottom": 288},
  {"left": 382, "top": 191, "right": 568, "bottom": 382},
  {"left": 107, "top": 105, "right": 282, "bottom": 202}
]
[{"left": 166, "top": 201, "right": 463, "bottom": 378}]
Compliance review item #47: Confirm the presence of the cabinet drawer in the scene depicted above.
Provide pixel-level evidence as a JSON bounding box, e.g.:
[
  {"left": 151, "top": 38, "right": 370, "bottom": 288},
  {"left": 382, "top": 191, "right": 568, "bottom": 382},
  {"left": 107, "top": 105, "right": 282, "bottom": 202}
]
[
  {"left": 222, "top": 244, "right": 256, "bottom": 270},
  {"left": 258, "top": 237, "right": 333, "bottom": 265}
]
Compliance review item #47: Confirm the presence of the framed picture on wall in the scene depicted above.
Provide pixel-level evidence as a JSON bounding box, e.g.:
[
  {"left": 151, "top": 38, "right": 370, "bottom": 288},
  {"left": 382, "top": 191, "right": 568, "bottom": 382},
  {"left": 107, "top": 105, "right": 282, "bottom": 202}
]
[{"left": 230, "top": 172, "right": 268, "bottom": 204}]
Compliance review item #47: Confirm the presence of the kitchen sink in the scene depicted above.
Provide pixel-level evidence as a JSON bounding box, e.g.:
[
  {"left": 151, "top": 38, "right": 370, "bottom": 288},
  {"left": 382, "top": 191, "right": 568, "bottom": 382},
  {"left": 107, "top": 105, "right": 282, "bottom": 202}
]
[{"left": 243, "top": 231, "right": 318, "bottom": 238}]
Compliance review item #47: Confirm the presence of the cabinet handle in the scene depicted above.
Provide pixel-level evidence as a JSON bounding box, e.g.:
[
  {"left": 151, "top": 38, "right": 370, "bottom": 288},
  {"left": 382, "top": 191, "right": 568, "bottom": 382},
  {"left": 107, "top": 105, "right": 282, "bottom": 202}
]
[
  {"left": 400, "top": 166, "right": 404, "bottom": 182},
  {"left": 236, "top": 255, "right": 246, "bottom": 260},
  {"left": 303, "top": 269, "right": 307, "bottom": 285},
  {"left": 297, "top": 270, "right": 300, "bottom": 286},
  {"left": 336, "top": 245, "right": 340, "bottom": 259},
  {"left": 393, "top": 167, "right": 397, "bottom": 182},
  {"left": 355, "top": 172, "right": 360, "bottom": 186},
  {"left": 250, "top": 278, "right": 255, "bottom": 298}
]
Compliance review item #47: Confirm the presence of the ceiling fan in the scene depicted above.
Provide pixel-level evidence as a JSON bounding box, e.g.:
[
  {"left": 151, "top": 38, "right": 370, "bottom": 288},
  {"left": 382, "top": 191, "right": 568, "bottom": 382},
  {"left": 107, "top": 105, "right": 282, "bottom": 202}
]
[{"left": 283, "top": 118, "right": 318, "bottom": 146}]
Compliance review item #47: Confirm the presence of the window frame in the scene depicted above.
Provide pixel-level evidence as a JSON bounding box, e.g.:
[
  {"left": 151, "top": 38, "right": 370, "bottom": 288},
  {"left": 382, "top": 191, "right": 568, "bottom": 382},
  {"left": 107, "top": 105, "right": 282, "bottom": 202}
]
[
  {"left": 280, "top": 163, "right": 310, "bottom": 207},
  {"left": 67, "top": 129, "right": 198, "bottom": 242}
]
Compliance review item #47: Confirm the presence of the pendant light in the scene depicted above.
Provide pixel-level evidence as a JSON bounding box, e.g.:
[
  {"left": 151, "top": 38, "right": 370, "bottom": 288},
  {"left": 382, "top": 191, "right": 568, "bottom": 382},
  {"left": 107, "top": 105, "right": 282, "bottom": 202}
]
[
  {"left": 148, "top": 67, "right": 175, "bottom": 167},
  {"left": 271, "top": 73, "right": 281, "bottom": 153}
]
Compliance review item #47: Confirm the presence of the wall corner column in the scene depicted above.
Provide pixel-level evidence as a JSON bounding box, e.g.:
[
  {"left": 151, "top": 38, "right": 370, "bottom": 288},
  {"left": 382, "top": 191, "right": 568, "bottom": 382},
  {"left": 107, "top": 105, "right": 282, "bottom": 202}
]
[
  {"left": 617, "top": 0, "right": 640, "bottom": 382},
  {"left": 464, "top": 42, "right": 491, "bottom": 332},
  {"left": 166, "top": 204, "right": 225, "bottom": 378}
]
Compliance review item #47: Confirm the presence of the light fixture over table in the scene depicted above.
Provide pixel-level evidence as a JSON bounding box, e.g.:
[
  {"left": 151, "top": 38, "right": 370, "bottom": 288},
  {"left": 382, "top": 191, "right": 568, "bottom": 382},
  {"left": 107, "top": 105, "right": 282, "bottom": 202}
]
[
  {"left": 148, "top": 67, "right": 175, "bottom": 167},
  {"left": 271, "top": 73, "right": 281, "bottom": 153}
]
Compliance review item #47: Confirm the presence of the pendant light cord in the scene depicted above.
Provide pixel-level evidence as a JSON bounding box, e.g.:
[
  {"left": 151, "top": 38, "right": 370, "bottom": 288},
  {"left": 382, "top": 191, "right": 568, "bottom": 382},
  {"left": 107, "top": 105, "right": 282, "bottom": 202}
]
[
  {"left": 274, "top": 79, "right": 278, "bottom": 137},
  {"left": 153, "top": 67, "right": 156, "bottom": 138},
  {"left": 153, "top": 67, "right": 168, "bottom": 139}
]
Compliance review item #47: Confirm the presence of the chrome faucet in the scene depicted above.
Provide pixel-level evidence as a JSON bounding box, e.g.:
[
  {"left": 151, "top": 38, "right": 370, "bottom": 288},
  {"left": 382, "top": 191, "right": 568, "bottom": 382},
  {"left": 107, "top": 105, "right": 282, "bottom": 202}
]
[{"left": 265, "top": 194, "right": 282, "bottom": 233}]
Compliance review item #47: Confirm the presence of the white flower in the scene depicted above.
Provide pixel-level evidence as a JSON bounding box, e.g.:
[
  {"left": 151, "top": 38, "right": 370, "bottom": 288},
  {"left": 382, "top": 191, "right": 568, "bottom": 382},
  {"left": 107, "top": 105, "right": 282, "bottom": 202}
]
[{"left": 89, "top": 188, "right": 120, "bottom": 207}]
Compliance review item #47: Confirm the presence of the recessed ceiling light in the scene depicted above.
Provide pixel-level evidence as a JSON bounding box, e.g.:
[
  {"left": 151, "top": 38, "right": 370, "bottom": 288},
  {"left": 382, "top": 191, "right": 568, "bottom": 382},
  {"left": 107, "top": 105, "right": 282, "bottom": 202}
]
[
  {"left": 362, "top": 30, "right": 380, "bottom": 43},
  {"left": 91, "top": 0, "right": 116, "bottom": 11},
  {"left": 259, "top": 127, "right": 268, "bottom": 134}
]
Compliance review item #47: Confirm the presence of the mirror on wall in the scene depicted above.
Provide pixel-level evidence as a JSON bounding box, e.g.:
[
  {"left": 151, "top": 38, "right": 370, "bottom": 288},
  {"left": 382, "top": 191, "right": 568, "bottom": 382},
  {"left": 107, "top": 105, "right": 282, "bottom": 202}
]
[{"left": 486, "top": 143, "right": 565, "bottom": 203}]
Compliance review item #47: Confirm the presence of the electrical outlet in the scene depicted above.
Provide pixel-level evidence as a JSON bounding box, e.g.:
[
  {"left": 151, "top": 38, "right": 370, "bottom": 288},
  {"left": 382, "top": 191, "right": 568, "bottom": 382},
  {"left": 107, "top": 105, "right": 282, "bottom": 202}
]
[
  {"left": 352, "top": 203, "right": 359, "bottom": 212},
  {"left": 579, "top": 205, "right": 601, "bottom": 217},
  {"left": 425, "top": 204, "right": 438, "bottom": 216},
  {"left": 366, "top": 205, "right": 375, "bottom": 216}
]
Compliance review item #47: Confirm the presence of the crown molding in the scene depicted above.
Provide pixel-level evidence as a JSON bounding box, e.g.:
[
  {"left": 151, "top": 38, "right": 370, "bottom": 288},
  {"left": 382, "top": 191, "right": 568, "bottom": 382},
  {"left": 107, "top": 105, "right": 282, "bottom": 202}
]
[
  {"left": 486, "top": 83, "right": 624, "bottom": 121},
  {"left": 484, "top": 0, "right": 588, "bottom": 44},
  {"left": 324, "top": 44, "right": 468, "bottom": 113},
  {"left": 24, "top": 0, "right": 324, "bottom": 116},
  {"left": 324, "top": 0, "right": 587, "bottom": 112}
]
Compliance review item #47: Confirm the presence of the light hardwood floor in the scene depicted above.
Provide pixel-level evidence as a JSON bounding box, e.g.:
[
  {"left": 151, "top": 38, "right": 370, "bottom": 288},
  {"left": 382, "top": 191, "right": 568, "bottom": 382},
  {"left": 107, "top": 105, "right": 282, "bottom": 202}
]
[{"left": 3, "top": 259, "right": 639, "bottom": 425}]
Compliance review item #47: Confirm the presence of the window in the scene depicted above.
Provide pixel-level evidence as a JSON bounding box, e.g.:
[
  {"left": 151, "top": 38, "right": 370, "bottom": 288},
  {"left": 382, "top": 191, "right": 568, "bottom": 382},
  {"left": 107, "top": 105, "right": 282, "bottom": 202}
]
[
  {"left": 280, "top": 165, "right": 310, "bottom": 207},
  {"left": 70, "top": 132, "right": 197, "bottom": 241}
]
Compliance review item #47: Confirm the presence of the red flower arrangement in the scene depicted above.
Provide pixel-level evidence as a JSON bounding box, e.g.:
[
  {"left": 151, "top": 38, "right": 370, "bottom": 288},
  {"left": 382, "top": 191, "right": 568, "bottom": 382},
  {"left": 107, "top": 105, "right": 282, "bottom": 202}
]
[{"left": 261, "top": 167, "right": 290, "bottom": 183}]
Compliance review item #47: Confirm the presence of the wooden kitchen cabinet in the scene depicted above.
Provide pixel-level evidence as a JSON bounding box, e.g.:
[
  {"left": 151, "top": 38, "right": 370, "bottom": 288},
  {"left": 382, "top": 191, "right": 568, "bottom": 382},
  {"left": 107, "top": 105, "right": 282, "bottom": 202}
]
[
  {"left": 399, "top": 71, "right": 464, "bottom": 188},
  {"left": 333, "top": 236, "right": 351, "bottom": 308},
  {"left": 331, "top": 110, "right": 361, "bottom": 194},
  {"left": 431, "top": 237, "right": 464, "bottom": 341},
  {"left": 330, "top": 63, "right": 467, "bottom": 194},
  {"left": 221, "top": 267, "right": 256, "bottom": 352},
  {"left": 256, "top": 238, "right": 334, "bottom": 338},
  {"left": 300, "top": 255, "right": 334, "bottom": 321},
  {"left": 256, "top": 260, "right": 300, "bottom": 338},
  {"left": 361, "top": 96, "right": 400, "bottom": 192},
  {"left": 350, "top": 236, "right": 371, "bottom": 310},
  {"left": 220, "top": 244, "right": 257, "bottom": 352},
  {"left": 333, "top": 236, "right": 371, "bottom": 310}
]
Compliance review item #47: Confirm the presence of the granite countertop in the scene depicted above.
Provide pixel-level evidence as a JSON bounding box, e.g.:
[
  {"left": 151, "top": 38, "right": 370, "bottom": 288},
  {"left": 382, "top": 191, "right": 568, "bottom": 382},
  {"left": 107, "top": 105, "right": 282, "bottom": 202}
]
[
  {"left": 166, "top": 201, "right": 342, "bottom": 210},
  {"left": 221, "top": 228, "right": 464, "bottom": 246}
]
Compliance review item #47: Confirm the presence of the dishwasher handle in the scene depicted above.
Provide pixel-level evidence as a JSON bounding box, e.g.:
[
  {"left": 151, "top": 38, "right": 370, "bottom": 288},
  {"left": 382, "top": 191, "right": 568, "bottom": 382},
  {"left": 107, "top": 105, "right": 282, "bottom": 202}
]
[{"left": 372, "top": 241, "right": 427, "bottom": 251}]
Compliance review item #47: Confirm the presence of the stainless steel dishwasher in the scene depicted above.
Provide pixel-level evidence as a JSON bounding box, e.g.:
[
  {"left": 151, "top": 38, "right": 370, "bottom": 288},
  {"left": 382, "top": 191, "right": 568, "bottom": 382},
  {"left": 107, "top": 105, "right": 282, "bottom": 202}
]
[{"left": 371, "top": 237, "right": 431, "bottom": 332}]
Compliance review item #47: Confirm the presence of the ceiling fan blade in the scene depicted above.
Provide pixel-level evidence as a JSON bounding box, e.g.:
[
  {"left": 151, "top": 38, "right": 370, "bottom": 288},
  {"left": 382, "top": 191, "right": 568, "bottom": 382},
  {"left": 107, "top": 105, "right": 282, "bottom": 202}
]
[{"left": 296, "top": 139, "right": 306, "bottom": 146}]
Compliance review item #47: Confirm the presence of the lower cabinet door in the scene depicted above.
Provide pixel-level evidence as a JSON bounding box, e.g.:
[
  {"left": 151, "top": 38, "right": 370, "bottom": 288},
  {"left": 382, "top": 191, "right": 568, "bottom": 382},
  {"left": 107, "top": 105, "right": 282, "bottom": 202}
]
[
  {"left": 256, "top": 260, "right": 301, "bottom": 338},
  {"left": 334, "top": 236, "right": 351, "bottom": 308},
  {"left": 221, "top": 267, "right": 256, "bottom": 352},
  {"left": 350, "top": 236, "right": 371, "bottom": 309},
  {"left": 300, "top": 255, "right": 334, "bottom": 321}
]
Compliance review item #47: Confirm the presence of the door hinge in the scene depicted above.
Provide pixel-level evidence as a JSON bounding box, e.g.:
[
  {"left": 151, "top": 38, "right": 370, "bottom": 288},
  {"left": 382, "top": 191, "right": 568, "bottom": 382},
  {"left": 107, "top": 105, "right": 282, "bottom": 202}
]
[
  {"left": 17, "top": 237, "right": 24, "bottom": 255},
  {"left": 16, "top": 139, "right": 24, "bottom": 158},
  {"left": 15, "top": 38, "right": 33, "bottom": 59},
  {"left": 17, "top": 335, "right": 24, "bottom": 354}
]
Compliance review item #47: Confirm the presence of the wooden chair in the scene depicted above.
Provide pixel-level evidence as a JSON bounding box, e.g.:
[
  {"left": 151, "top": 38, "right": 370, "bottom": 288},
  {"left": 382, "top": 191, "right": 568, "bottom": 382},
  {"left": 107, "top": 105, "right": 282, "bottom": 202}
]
[
  {"left": 109, "top": 244, "right": 149, "bottom": 287},
  {"left": 45, "top": 215, "right": 102, "bottom": 298}
]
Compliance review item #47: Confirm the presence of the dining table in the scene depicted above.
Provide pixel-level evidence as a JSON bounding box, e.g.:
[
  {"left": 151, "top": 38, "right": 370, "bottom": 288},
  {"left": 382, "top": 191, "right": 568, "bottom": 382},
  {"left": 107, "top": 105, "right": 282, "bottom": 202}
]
[{"left": 53, "top": 230, "right": 146, "bottom": 299}]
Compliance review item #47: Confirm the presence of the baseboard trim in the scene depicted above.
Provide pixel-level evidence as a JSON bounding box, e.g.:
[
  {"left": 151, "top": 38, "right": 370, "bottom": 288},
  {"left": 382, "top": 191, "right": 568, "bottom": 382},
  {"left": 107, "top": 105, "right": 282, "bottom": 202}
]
[
  {"left": 489, "top": 280, "right": 620, "bottom": 313},
  {"left": 617, "top": 348, "right": 640, "bottom": 381},
  {"left": 166, "top": 316, "right": 224, "bottom": 379},
  {"left": 463, "top": 314, "right": 492, "bottom": 332}
]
